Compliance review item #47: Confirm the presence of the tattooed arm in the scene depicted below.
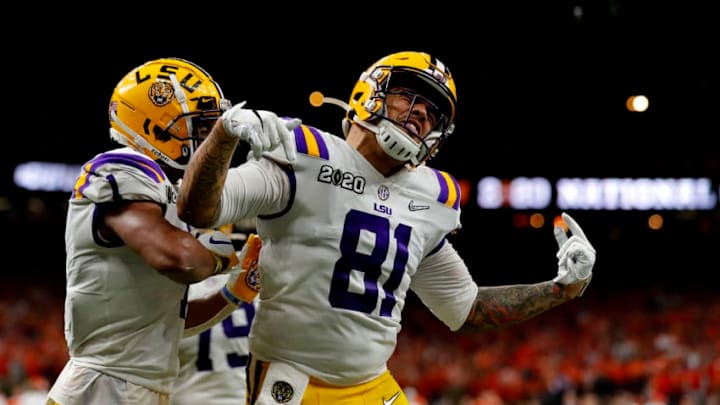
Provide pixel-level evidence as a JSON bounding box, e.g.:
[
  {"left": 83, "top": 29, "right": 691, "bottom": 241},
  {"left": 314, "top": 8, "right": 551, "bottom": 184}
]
[
  {"left": 178, "top": 118, "right": 240, "bottom": 228},
  {"left": 412, "top": 241, "right": 586, "bottom": 334},
  {"left": 459, "top": 281, "right": 579, "bottom": 332}
]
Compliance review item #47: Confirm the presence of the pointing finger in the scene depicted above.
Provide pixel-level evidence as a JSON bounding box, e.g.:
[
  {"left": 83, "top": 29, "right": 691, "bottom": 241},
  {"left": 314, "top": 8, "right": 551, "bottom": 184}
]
[
  {"left": 553, "top": 225, "right": 569, "bottom": 248},
  {"left": 562, "top": 213, "right": 593, "bottom": 248}
]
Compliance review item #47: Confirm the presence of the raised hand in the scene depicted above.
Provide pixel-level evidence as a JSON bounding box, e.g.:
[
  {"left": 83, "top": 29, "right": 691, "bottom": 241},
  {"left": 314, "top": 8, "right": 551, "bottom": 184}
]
[
  {"left": 221, "top": 101, "right": 300, "bottom": 161},
  {"left": 222, "top": 234, "right": 262, "bottom": 305},
  {"left": 553, "top": 212, "right": 596, "bottom": 296}
]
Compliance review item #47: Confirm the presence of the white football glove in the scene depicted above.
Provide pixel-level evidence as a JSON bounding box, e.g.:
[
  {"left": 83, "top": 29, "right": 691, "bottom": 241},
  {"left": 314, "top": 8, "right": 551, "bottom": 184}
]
[
  {"left": 196, "top": 230, "right": 240, "bottom": 274},
  {"left": 553, "top": 212, "right": 596, "bottom": 296},
  {"left": 222, "top": 233, "right": 262, "bottom": 305},
  {"left": 221, "top": 101, "right": 300, "bottom": 161}
]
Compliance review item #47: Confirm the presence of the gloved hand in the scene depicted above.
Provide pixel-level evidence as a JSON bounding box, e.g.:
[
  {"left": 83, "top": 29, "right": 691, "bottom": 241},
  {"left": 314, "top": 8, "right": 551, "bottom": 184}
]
[
  {"left": 553, "top": 212, "right": 596, "bottom": 296},
  {"left": 196, "top": 230, "right": 240, "bottom": 274},
  {"left": 222, "top": 233, "right": 262, "bottom": 305},
  {"left": 221, "top": 101, "right": 301, "bottom": 161}
]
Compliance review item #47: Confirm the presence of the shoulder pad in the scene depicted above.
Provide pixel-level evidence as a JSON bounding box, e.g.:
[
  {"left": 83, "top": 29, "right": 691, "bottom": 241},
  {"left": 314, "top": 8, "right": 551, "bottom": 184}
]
[
  {"left": 432, "top": 168, "right": 461, "bottom": 210},
  {"left": 72, "top": 151, "right": 166, "bottom": 201},
  {"left": 292, "top": 124, "right": 330, "bottom": 160}
]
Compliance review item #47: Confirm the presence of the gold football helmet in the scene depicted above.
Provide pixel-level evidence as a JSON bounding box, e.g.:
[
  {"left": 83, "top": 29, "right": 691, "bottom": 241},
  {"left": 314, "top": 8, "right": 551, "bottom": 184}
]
[
  {"left": 109, "top": 57, "right": 230, "bottom": 170},
  {"left": 344, "top": 51, "right": 457, "bottom": 166}
]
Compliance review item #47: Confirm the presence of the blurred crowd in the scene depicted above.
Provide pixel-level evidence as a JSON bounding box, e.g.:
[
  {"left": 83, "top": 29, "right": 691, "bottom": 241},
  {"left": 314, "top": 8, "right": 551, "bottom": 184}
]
[
  {"left": 1, "top": 280, "right": 718, "bottom": 405},
  {"left": 391, "top": 288, "right": 719, "bottom": 405},
  {"left": 0, "top": 280, "right": 65, "bottom": 404}
]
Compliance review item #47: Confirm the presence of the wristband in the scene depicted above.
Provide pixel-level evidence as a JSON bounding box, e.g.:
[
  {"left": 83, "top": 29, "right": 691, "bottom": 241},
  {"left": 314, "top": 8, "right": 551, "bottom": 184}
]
[
  {"left": 213, "top": 255, "right": 224, "bottom": 275},
  {"left": 212, "top": 254, "right": 233, "bottom": 275},
  {"left": 221, "top": 285, "right": 243, "bottom": 306}
]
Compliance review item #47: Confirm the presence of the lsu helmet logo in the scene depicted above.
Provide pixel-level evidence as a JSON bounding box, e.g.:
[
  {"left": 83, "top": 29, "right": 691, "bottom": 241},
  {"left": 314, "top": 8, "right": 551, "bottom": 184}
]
[{"left": 148, "top": 81, "right": 175, "bottom": 107}]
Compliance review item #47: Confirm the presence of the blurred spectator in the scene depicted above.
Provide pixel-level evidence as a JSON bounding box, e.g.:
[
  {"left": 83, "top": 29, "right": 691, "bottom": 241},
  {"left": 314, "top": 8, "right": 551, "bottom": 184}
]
[
  {"left": 0, "top": 280, "right": 64, "bottom": 402},
  {"left": 2, "top": 281, "right": 718, "bottom": 404},
  {"left": 7, "top": 375, "right": 48, "bottom": 405}
]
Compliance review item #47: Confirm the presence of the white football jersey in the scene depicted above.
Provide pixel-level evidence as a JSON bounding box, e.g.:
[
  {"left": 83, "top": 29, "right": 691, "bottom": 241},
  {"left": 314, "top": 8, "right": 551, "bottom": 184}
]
[
  {"left": 171, "top": 275, "right": 257, "bottom": 405},
  {"left": 63, "top": 146, "right": 189, "bottom": 394},
  {"left": 216, "top": 123, "right": 478, "bottom": 386}
]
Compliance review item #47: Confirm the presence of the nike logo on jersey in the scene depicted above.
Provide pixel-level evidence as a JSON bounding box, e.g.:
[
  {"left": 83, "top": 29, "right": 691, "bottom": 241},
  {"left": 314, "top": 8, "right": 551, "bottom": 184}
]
[
  {"left": 208, "top": 235, "right": 233, "bottom": 246},
  {"left": 408, "top": 200, "right": 430, "bottom": 211},
  {"left": 383, "top": 391, "right": 401, "bottom": 405}
]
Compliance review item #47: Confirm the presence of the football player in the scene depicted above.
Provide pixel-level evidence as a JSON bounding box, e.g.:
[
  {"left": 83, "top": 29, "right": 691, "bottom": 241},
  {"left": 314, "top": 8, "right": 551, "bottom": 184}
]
[
  {"left": 47, "top": 58, "right": 259, "bottom": 405},
  {"left": 177, "top": 51, "right": 596, "bottom": 405}
]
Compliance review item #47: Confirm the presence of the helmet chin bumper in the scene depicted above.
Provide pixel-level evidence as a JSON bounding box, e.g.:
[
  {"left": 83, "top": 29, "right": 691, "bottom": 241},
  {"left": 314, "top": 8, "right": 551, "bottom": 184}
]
[
  {"left": 354, "top": 118, "right": 440, "bottom": 167},
  {"left": 376, "top": 120, "right": 429, "bottom": 166}
]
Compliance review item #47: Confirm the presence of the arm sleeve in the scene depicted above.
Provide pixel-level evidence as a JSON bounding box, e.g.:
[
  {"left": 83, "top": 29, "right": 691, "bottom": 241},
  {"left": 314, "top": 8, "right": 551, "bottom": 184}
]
[
  {"left": 410, "top": 241, "right": 479, "bottom": 331},
  {"left": 213, "top": 158, "right": 291, "bottom": 227}
]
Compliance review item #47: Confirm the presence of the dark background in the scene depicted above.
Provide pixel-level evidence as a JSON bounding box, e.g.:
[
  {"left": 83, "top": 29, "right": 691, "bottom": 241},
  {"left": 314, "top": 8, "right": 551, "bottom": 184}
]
[{"left": 3, "top": 1, "right": 717, "bottom": 293}]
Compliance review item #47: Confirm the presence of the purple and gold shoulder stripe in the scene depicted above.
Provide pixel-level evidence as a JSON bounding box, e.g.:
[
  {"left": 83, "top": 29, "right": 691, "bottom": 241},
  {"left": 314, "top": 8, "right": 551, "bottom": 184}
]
[
  {"left": 72, "top": 153, "right": 166, "bottom": 199},
  {"left": 433, "top": 169, "right": 460, "bottom": 210},
  {"left": 293, "top": 124, "right": 329, "bottom": 160}
]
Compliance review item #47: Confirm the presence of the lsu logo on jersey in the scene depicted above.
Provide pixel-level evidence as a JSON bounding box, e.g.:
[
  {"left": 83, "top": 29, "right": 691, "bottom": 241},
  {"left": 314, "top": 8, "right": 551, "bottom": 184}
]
[{"left": 271, "top": 381, "right": 294, "bottom": 403}]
